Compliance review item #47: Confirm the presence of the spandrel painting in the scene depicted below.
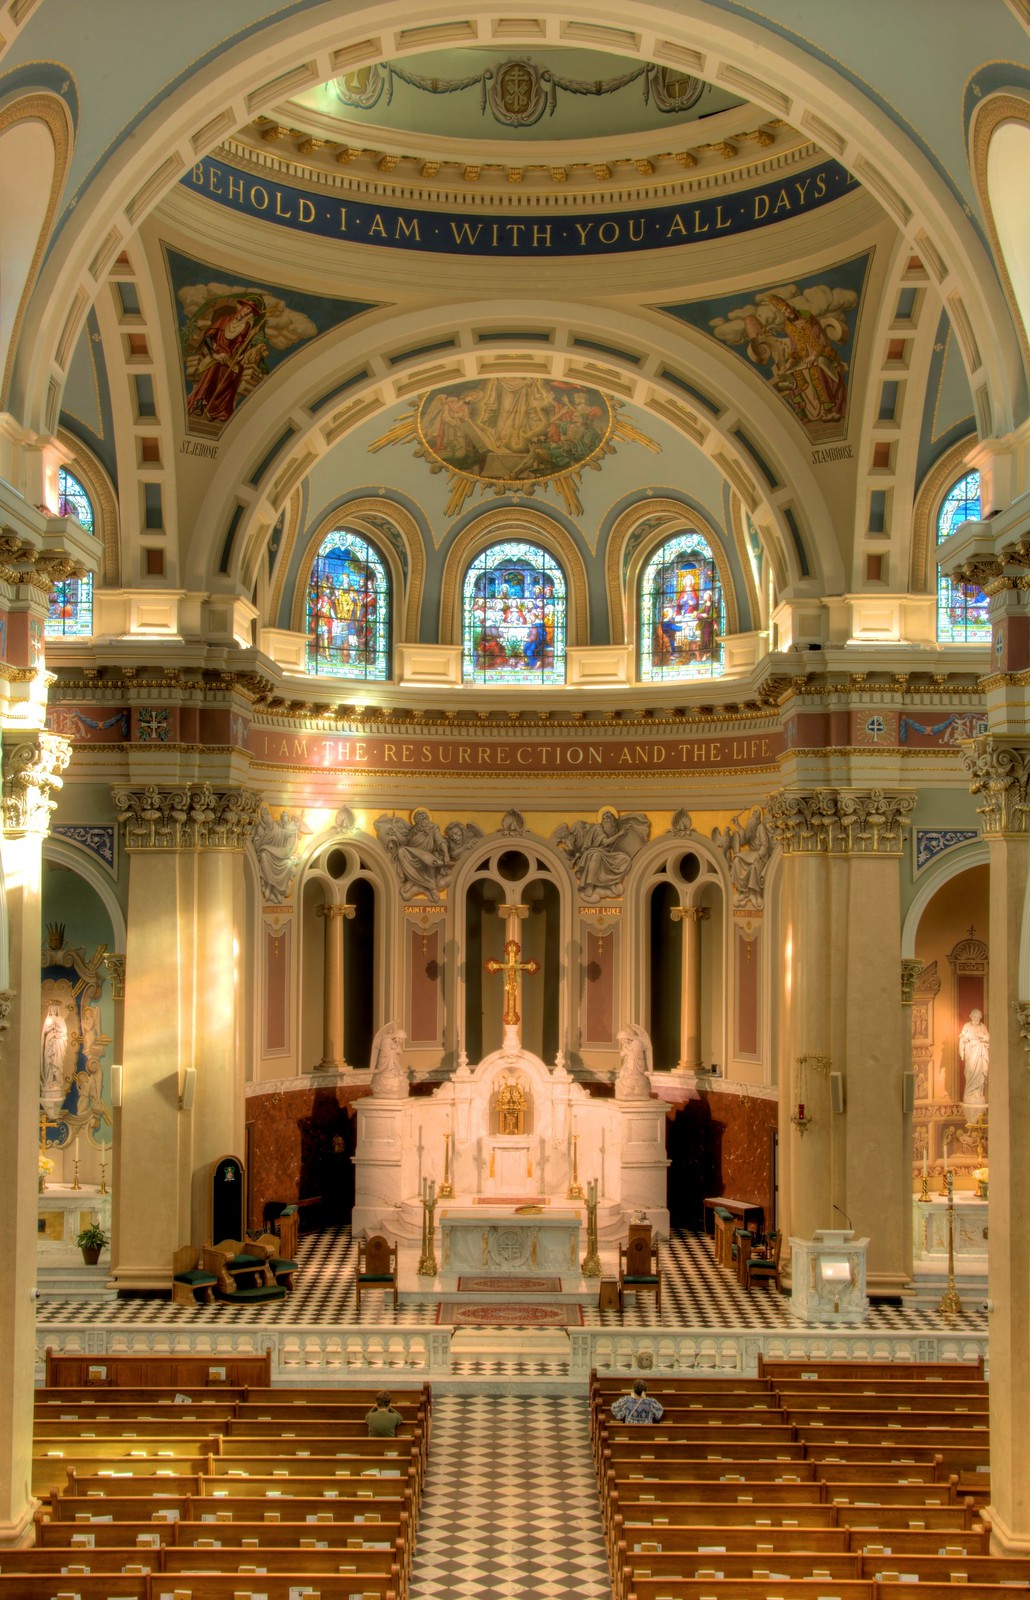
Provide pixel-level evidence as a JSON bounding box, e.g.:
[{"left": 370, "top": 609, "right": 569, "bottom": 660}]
[
  {"left": 936, "top": 470, "right": 989, "bottom": 644},
  {"left": 306, "top": 529, "right": 390, "bottom": 678},
  {"left": 639, "top": 531, "right": 725, "bottom": 680},
  {"left": 462, "top": 540, "right": 567, "bottom": 684},
  {"left": 370, "top": 376, "right": 659, "bottom": 516}
]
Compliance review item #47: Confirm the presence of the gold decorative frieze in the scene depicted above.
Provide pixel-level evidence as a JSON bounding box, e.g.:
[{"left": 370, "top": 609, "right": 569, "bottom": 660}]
[
  {"left": 113, "top": 783, "right": 260, "bottom": 851},
  {"left": 768, "top": 788, "right": 915, "bottom": 855}
]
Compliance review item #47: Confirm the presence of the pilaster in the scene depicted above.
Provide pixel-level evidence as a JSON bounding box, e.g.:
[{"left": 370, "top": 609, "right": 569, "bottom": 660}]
[
  {"left": 0, "top": 731, "right": 70, "bottom": 1546},
  {"left": 962, "top": 737, "right": 1030, "bottom": 1551},
  {"left": 110, "top": 783, "right": 259, "bottom": 1288},
  {"left": 769, "top": 789, "right": 914, "bottom": 1295}
]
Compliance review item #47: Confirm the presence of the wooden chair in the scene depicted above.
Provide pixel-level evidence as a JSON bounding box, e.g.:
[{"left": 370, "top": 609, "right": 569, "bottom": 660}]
[
  {"left": 275, "top": 1203, "right": 299, "bottom": 1260},
  {"left": 617, "top": 1222, "right": 661, "bottom": 1312},
  {"left": 171, "top": 1245, "right": 219, "bottom": 1306},
  {"left": 357, "top": 1234, "right": 398, "bottom": 1309},
  {"left": 745, "top": 1229, "right": 783, "bottom": 1292},
  {"left": 250, "top": 1230, "right": 299, "bottom": 1291}
]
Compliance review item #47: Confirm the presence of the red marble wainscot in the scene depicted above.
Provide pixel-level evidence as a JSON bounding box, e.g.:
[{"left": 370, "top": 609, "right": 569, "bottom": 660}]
[
  {"left": 667, "top": 1086, "right": 777, "bottom": 1231},
  {"left": 245, "top": 1081, "right": 371, "bottom": 1231}
]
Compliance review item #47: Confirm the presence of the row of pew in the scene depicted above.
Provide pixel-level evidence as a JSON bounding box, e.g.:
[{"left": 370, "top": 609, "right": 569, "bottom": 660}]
[
  {"left": 10, "top": 1362, "right": 433, "bottom": 1600},
  {"left": 591, "top": 1358, "right": 1029, "bottom": 1600}
]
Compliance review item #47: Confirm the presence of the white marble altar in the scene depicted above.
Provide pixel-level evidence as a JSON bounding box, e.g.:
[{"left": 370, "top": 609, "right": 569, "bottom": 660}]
[
  {"left": 37, "top": 1184, "right": 111, "bottom": 1254},
  {"left": 352, "top": 1042, "right": 670, "bottom": 1242},
  {"left": 913, "top": 1194, "right": 988, "bottom": 1264},
  {"left": 789, "top": 1228, "right": 870, "bottom": 1323},
  {"left": 439, "top": 1206, "right": 581, "bottom": 1275}
]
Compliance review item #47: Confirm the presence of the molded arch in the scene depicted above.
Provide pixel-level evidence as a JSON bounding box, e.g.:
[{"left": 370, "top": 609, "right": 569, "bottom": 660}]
[
  {"left": 970, "top": 91, "right": 1030, "bottom": 378},
  {"left": 606, "top": 497, "right": 742, "bottom": 649},
  {"left": 438, "top": 506, "right": 587, "bottom": 650},
  {"left": 42, "top": 836, "right": 127, "bottom": 952},
  {"left": 12, "top": 3, "right": 1023, "bottom": 441},
  {"left": 908, "top": 435, "right": 979, "bottom": 594},
  {"left": 900, "top": 840, "right": 989, "bottom": 959},
  {"left": 273, "top": 495, "right": 425, "bottom": 647},
  {"left": 57, "top": 427, "right": 121, "bottom": 585},
  {"left": 0, "top": 91, "right": 71, "bottom": 405}
]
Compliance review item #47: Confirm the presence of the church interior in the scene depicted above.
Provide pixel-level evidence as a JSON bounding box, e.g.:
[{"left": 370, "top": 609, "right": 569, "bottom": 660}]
[{"left": 3, "top": 0, "right": 1030, "bottom": 1590}]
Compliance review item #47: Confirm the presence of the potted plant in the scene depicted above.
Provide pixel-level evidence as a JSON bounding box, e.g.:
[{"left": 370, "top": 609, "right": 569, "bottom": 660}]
[{"left": 76, "top": 1223, "right": 109, "bottom": 1265}]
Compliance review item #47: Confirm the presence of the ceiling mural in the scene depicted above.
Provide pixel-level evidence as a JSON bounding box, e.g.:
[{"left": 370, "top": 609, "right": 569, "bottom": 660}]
[
  {"left": 656, "top": 252, "right": 872, "bottom": 443},
  {"left": 368, "top": 376, "right": 661, "bottom": 516},
  {"left": 164, "top": 247, "right": 378, "bottom": 437}
]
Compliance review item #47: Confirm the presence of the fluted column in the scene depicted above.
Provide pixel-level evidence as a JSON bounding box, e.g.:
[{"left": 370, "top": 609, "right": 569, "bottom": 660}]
[
  {"left": 110, "top": 784, "right": 259, "bottom": 1287},
  {"left": 769, "top": 790, "right": 914, "bottom": 1292},
  {"left": 0, "top": 732, "right": 70, "bottom": 1546},
  {"left": 670, "top": 904, "right": 710, "bottom": 1072},
  {"left": 964, "top": 738, "right": 1030, "bottom": 1551},
  {"left": 316, "top": 903, "right": 354, "bottom": 1070}
]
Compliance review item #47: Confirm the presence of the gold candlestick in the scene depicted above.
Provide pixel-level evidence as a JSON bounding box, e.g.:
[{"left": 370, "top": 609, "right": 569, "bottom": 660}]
[
  {"left": 417, "top": 1185, "right": 438, "bottom": 1277},
  {"left": 567, "top": 1133, "right": 584, "bottom": 1200},
  {"left": 99, "top": 1150, "right": 108, "bottom": 1196},
  {"left": 71, "top": 1155, "right": 81, "bottom": 1191},
  {"left": 438, "top": 1131, "right": 454, "bottom": 1200},
  {"left": 938, "top": 1171, "right": 963, "bottom": 1317},
  {"left": 581, "top": 1179, "right": 601, "bottom": 1277},
  {"left": 919, "top": 1174, "right": 929, "bottom": 1201}
]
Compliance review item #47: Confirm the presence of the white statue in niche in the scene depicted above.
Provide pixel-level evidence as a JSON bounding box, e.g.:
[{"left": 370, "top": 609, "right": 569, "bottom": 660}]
[
  {"left": 958, "top": 1008, "right": 989, "bottom": 1105},
  {"left": 369, "top": 1021, "right": 408, "bottom": 1097},
  {"left": 616, "top": 1022, "right": 653, "bottom": 1099},
  {"left": 41, "top": 1001, "right": 69, "bottom": 1109}
]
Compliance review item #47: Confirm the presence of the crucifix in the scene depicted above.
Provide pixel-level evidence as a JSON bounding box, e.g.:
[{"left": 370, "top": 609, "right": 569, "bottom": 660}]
[{"left": 486, "top": 934, "right": 543, "bottom": 1036}]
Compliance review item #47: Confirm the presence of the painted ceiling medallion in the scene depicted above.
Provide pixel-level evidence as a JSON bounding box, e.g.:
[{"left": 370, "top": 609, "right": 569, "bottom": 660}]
[{"left": 369, "top": 376, "right": 660, "bottom": 516}]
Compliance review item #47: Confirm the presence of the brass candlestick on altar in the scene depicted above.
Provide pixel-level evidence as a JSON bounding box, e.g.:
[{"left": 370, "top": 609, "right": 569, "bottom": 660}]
[
  {"left": 99, "top": 1149, "right": 108, "bottom": 1196},
  {"left": 567, "top": 1134, "right": 584, "bottom": 1200},
  {"left": 581, "top": 1178, "right": 601, "bottom": 1277},
  {"left": 438, "top": 1131, "right": 455, "bottom": 1200},
  {"left": 938, "top": 1170, "right": 963, "bottom": 1317},
  {"left": 71, "top": 1152, "right": 81, "bottom": 1191},
  {"left": 417, "top": 1180, "right": 438, "bottom": 1278}
]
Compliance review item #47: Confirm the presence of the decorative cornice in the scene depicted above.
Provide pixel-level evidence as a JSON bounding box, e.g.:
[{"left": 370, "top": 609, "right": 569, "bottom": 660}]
[
  {"left": 963, "top": 737, "right": 1030, "bottom": 836},
  {"left": 767, "top": 788, "right": 915, "bottom": 855},
  {"left": 112, "top": 784, "right": 261, "bottom": 851},
  {"left": 2, "top": 732, "right": 71, "bottom": 837},
  {"left": 901, "top": 959, "right": 924, "bottom": 1005}
]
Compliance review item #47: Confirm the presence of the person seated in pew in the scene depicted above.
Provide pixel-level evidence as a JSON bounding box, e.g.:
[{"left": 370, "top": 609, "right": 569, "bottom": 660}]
[
  {"left": 611, "top": 1378, "right": 664, "bottom": 1424},
  {"left": 366, "top": 1390, "right": 405, "bottom": 1437}
]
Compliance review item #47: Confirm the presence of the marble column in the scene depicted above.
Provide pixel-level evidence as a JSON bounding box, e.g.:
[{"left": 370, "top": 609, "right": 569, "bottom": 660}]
[
  {"left": 316, "top": 902, "right": 354, "bottom": 1070},
  {"left": 900, "top": 957, "right": 923, "bottom": 1262},
  {"left": 963, "top": 738, "right": 1030, "bottom": 1551},
  {"left": 0, "top": 732, "right": 70, "bottom": 1546},
  {"left": 769, "top": 790, "right": 914, "bottom": 1291},
  {"left": 670, "top": 904, "right": 709, "bottom": 1072},
  {"left": 109, "top": 784, "right": 259, "bottom": 1288}
]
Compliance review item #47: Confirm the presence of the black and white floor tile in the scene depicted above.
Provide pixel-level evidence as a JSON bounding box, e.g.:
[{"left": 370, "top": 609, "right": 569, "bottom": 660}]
[
  {"left": 36, "top": 1226, "right": 987, "bottom": 1338},
  {"left": 410, "top": 1395, "right": 612, "bottom": 1600}
]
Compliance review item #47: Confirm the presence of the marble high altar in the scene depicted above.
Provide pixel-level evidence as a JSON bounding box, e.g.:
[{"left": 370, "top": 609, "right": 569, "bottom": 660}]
[{"left": 352, "top": 1039, "right": 670, "bottom": 1260}]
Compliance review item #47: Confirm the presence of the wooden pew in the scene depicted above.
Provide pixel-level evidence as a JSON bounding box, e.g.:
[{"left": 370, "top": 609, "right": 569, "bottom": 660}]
[
  {"left": 616, "top": 1522, "right": 852, "bottom": 1554},
  {"left": 0, "top": 1547, "right": 157, "bottom": 1574},
  {"left": 757, "top": 1357, "right": 985, "bottom": 1382},
  {"left": 182, "top": 1492, "right": 410, "bottom": 1523},
  {"left": 34, "top": 1450, "right": 211, "bottom": 1496},
  {"left": 803, "top": 1439, "right": 989, "bottom": 1472},
  {"left": 162, "top": 1544, "right": 402, "bottom": 1583},
  {"left": 0, "top": 1579, "right": 149, "bottom": 1599},
  {"left": 36, "top": 1392, "right": 245, "bottom": 1412},
  {"left": 45, "top": 1491, "right": 195, "bottom": 1522},
  {"left": 63, "top": 1469, "right": 206, "bottom": 1496},
  {"left": 624, "top": 1551, "right": 861, "bottom": 1583},
  {"left": 35, "top": 1419, "right": 227, "bottom": 1441},
  {"left": 786, "top": 1407, "right": 989, "bottom": 1432},
  {"left": 873, "top": 1587, "right": 1030, "bottom": 1600},
  {"left": 175, "top": 1518, "right": 406, "bottom": 1555},
  {"left": 45, "top": 1350, "right": 273, "bottom": 1388},
  {"left": 773, "top": 1386, "right": 989, "bottom": 1412},
  {"left": 833, "top": 1503, "right": 980, "bottom": 1532},
  {"left": 611, "top": 1496, "right": 841, "bottom": 1529},
  {"left": 604, "top": 1451, "right": 818, "bottom": 1482},
  {"left": 846, "top": 1528, "right": 991, "bottom": 1555},
  {"left": 150, "top": 1580, "right": 396, "bottom": 1600},
  {"left": 627, "top": 1579, "right": 874, "bottom": 1600},
  {"left": 35, "top": 1519, "right": 180, "bottom": 1550},
  {"left": 857, "top": 1552, "right": 1030, "bottom": 1584}
]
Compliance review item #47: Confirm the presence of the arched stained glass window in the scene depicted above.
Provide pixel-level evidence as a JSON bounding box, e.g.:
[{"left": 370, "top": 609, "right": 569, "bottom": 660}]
[
  {"left": 639, "top": 529, "right": 725, "bottom": 680},
  {"left": 46, "top": 468, "right": 94, "bottom": 639},
  {"left": 462, "top": 540, "right": 567, "bottom": 684},
  {"left": 936, "top": 469, "right": 989, "bottom": 643},
  {"left": 306, "top": 528, "right": 390, "bottom": 678}
]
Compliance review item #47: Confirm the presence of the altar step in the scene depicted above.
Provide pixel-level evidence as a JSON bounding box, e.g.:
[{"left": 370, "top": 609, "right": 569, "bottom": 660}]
[
  {"left": 444, "top": 1325, "right": 574, "bottom": 1392},
  {"left": 36, "top": 1262, "right": 118, "bottom": 1301}
]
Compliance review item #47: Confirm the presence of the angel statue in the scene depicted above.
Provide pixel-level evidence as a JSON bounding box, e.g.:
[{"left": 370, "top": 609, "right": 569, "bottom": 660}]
[
  {"left": 374, "top": 809, "right": 482, "bottom": 901},
  {"left": 616, "top": 1023, "right": 653, "bottom": 1100},
  {"left": 369, "top": 1021, "right": 408, "bottom": 1098},
  {"left": 554, "top": 809, "right": 650, "bottom": 903}
]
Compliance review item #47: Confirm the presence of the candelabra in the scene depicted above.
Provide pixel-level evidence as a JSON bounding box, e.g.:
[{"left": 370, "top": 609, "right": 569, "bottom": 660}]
[
  {"left": 581, "top": 1178, "right": 601, "bottom": 1277},
  {"left": 99, "top": 1150, "right": 108, "bottom": 1196},
  {"left": 71, "top": 1152, "right": 81, "bottom": 1191},
  {"left": 417, "top": 1180, "right": 438, "bottom": 1278},
  {"left": 567, "top": 1134, "right": 584, "bottom": 1200},
  {"left": 438, "top": 1131, "right": 454, "bottom": 1200},
  {"left": 938, "top": 1170, "right": 963, "bottom": 1317}
]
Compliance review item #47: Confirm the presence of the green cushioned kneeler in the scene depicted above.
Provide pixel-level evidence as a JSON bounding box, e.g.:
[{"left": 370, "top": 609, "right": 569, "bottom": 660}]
[
  {"left": 174, "top": 1269, "right": 219, "bottom": 1286},
  {"left": 360, "top": 1273, "right": 394, "bottom": 1282},
  {"left": 623, "top": 1275, "right": 658, "bottom": 1284},
  {"left": 269, "top": 1257, "right": 297, "bottom": 1273},
  {"left": 216, "top": 1284, "right": 287, "bottom": 1302},
  {"left": 227, "top": 1252, "right": 267, "bottom": 1270}
]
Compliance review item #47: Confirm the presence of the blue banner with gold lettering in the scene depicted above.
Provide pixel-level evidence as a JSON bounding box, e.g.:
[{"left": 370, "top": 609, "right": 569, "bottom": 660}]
[{"left": 183, "top": 158, "right": 858, "bottom": 258}]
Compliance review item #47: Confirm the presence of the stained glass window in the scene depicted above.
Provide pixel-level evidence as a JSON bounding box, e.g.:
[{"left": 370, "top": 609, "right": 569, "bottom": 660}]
[
  {"left": 936, "top": 469, "right": 989, "bottom": 643},
  {"left": 639, "top": 529, "right": 726, "bottom": 680},
  {"left": 306, "top": 528, "right": 390, "bottom": 678},
  {"left": 46, "top": 469, "right": 95, "bottom": 639},
  {"left": 462, "top": 540, "right": 567, "bottom": 684}
]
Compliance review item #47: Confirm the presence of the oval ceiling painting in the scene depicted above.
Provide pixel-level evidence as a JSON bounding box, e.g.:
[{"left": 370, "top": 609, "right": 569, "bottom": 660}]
[{"left": 370, "top": 376, "right": 658, "bottom": 516}]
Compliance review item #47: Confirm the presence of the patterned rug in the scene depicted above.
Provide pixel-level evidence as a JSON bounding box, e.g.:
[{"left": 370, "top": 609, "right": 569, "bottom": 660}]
[
  {"left": 438, "top": 1303, "right": 584, "bottom": 1327},
  {"left": 457, "top": 1276, "right": 561, "bottom": 1292}
]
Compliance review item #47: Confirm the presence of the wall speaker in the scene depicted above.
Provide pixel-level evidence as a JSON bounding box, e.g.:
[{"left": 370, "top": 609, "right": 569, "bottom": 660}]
[
  {"left": 110, "top": 1064, "right": 123, "bottom": 1107},
  {"left": 180, "top": 1065, "right": 197, "bottom": 1112},
  {"left": 829, "top": 1071, "right": 845, "bottom": 1114},
  {"left": 902, "top": 1070, "right": 915, "bottom": 1114}
]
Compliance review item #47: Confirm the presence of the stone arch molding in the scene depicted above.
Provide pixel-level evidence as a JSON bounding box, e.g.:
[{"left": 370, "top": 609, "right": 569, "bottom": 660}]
[
  {"left": 12, "top": 3, "right": 1023, "bottom": 440},
  {"left": 195, "top": 302, "right": 844, "bottom": 600}
]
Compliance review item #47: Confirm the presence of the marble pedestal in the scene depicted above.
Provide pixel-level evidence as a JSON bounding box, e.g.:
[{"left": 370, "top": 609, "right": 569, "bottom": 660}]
[{"left": 790, "top": 1228, "right": 870, "bottom": 1323}]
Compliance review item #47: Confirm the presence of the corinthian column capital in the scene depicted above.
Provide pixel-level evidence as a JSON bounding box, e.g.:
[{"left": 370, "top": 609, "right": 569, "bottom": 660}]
[
  {"left": 113, "top": 783, "right": 260, "bottom": 850},
  {"left": 901, "top": 959, "right": 924, "bottom": 1005},
  {"left": 963, "top": 736, "right": 1030, "bottom": 835},
  {"left": 2, "top": 731, "right": 71, "bottom": 837},
  {"left": 767, "top": 788, "right": 915, "bottom": 855}
]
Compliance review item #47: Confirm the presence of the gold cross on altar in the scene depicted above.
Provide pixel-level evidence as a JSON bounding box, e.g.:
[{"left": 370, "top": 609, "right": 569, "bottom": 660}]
[{"left": 485, "top": 939, "right": 540, "bottom": 1027}]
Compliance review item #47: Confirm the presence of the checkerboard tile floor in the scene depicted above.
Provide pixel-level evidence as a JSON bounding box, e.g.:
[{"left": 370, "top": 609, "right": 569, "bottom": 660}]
[
  {"left": 36, "top": 1225, "right": 988, "bottom": 1341},
  {"left": 410, "top": 1395, "right": 612, "bottom": 1600}
]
